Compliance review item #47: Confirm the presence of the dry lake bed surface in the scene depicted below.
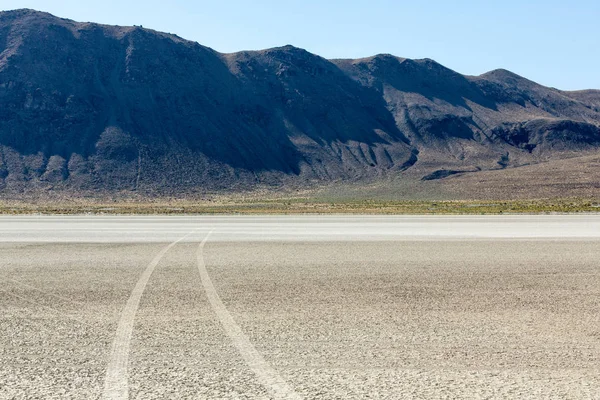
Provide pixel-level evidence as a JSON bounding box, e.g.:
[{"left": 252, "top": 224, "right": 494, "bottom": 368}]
[{"left": 1, "top": 215, "right": 599, "bottom": 399}]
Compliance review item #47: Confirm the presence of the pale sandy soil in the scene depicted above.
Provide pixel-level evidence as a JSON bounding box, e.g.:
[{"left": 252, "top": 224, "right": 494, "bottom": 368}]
[{"left": 1, "top": 217, "right": 599, "bottom": 399}]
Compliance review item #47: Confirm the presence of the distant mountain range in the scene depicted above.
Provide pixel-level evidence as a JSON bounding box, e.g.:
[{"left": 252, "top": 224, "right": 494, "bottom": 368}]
[{"left": 1, "top": 9, "right": 599, "bottom": 198}]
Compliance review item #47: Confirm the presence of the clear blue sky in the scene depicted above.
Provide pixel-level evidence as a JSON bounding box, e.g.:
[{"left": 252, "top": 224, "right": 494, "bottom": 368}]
[{"left": 2, "top": 0, "right": 599, "bottom": 90}]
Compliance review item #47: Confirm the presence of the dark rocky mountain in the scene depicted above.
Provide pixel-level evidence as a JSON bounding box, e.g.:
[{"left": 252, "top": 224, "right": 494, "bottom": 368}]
[{"left": 0, "top": 9, "right": 599, "bottom": 197}]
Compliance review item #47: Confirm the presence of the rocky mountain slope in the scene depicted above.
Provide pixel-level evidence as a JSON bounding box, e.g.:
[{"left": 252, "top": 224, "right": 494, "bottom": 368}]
[{"left": 1, "top": 9, "right": 599, "bottom": 197}]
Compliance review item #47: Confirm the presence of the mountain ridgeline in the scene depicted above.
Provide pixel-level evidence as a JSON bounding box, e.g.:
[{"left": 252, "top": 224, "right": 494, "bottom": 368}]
[{"left": 1, "top": 9, "right": 599, "bottom": 196}]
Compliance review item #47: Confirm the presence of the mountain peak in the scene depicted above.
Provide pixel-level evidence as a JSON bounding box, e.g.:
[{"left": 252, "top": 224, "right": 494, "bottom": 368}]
[
  {"left": 1, "top": 8, "right": 44, "bottom": 15},
  {"left": 482, "top": 68, "right": 523, "bottom": 79},
  {"left": 344, "top": 53, "right": 406, "bottom": 65},
  {"left": 262, "top": 45, "right": 313, "bottom": 56},
  {"left": 0, "top": 8, "right": 63, "bottom": 22},
  {"left": 478, "top": 68, "right": 543, "bottom": 91}
]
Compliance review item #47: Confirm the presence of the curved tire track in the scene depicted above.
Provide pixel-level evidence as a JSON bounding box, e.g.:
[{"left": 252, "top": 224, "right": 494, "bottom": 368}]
[
  {"left": 197, "top": 232, "right": 302, "bottom": 400},
  {"left": 102, "top": 231, "right": 195, "bottom": 400}
]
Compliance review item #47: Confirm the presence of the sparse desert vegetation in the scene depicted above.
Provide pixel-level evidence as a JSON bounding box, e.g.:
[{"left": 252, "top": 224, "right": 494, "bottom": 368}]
[{"left": 1, "top": 196, "right": 599, "bottom": 215}]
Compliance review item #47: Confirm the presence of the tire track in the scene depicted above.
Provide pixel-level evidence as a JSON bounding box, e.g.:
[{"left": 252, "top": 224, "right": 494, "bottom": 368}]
[
  {"left": 197, "top": 232, "right": 302, "bottom": 400},
  {"left": 1, "top": 289, "right": 94, "bottom": 328},
  {"left": 9, "top": 278, "right": 87, "bottom": 306},
  {"left": 102, "top": 231, "right": 196, "bottom": 400}
]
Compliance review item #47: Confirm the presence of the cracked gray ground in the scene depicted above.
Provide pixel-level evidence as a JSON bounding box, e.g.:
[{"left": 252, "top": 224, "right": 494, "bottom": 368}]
[{"left": 1, "top": 216, "right": 599, "bottom": 399}]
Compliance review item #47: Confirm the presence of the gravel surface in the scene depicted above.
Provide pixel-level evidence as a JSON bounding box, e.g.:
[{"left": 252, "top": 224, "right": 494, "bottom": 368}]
[{"left": 1, "top": 216, "right": 599, "bottom": 399}]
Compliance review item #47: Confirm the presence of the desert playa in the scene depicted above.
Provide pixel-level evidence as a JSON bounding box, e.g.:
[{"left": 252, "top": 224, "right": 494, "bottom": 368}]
[{"left": 1, "top": 215, "right": 599, "bottom": 399}]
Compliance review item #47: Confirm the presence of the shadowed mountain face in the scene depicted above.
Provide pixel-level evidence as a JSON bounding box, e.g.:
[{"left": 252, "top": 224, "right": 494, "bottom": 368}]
[{"left": 0, "top": 9, "right": 599, "bottom": 196}]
